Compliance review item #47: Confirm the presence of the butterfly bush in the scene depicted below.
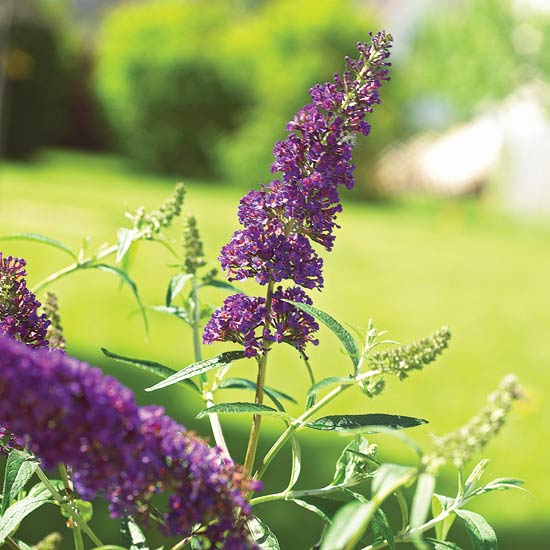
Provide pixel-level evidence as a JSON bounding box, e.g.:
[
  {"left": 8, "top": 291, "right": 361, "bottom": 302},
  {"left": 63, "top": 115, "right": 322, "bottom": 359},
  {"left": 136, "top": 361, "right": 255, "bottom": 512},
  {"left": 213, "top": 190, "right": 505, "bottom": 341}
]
[
  {"left": 0, "top": 333, "right": 258, "bottom": 548},
  {"left": 205, "top": 32, "right": 392, "bottom": 355}
]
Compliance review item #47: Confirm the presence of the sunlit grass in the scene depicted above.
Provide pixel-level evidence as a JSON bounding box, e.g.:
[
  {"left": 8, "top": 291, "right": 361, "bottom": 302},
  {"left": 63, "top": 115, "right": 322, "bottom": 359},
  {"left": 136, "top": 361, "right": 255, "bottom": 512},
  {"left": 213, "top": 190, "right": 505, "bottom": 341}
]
[{"left": 1, "top": 150, "right": 548, "bottom": 547}]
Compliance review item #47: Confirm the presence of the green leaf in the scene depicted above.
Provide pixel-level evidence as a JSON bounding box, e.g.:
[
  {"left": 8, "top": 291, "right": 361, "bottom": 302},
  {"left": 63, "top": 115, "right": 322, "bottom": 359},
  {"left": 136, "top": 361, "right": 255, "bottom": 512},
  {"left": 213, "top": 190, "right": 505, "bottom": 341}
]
[
  {"left": 248, "top": 517, "right": 280, "bottom": 549},
  {"left": 200, "top": 279, "right": 244, "bottom": 294},
  {"left": 149, "top": 305, "right": 192, "bottom": 325},
  {"left": 74, "top": 500, "right": 93, "bottom": 522},
  {"left": 432, "top": 494, "right": 456, "bottom": 541},
  {"left": 101, "top": 348, "right": 199, "bottom": 393},
  {"left": 90, "top": 547, "right": 129, "bottom": 550},
  {"left": 464, "top": 460, "right": 490, "bottom": 496},
  {"left": 165, "top": 273, "right": 193, "bottom": 306},
  {"left": 424, "top": 539, "right": 464, "bottom": 549},
  {"left": 146, "top": 351, "right": 246, "bottom": 392},
  {"left": 121, "top": 514, "right": 149, "bottom": 550},
  {"left": 196, "top": 402, "right": 290, "bottom": 421},
  {"left": 0, "top": 233, "right": 77, "bottom": 260},
  {"left": 28, "top": 479, "right": 64, "bottom": 499},
  {"left": 219, "top": 377, "right": 297, "bottom": 411},
  {"left": 409, "top": 473, "right": 437, "bottom": 549},
  {"left": 286, "top": 435, "right": 302, "bottom": 491},
  {"left": 307, "top": 414, "right": 427, "bottom": 432},
  {"left": 292, "top": 498, "right": 333, "bottom": 523},
  {"left": 284, "top": 300, "right": 360, "bottom": 368},
  {"left": 455, "top": 510, "right": 497, "bottom": 550},
  {"left": 331, "top": 436, "right": 376, "bottom": 486},
  {"left": 85, "top": 263, "right": 148, "bottom": 333},
  {"left": 372, "top": 463, "right": 417, "bottom": 499},
  {"left": 307, "top": 376, "right": 355, "bottom": 398},
  {"left": 0, "top": 495, "right": 51, "bottom": 544},
  {"left": 116, "top": 228, "right": 138, "bottom": 264},
  {"left": 471, "top": 477, "right": 527, "bottom": 497},
  {"left": 1, "top": 449, "right": 39, "bottom": 514},
  {"left": 321, "top": 500, "right": 376, "bottom": 550},
  {"left": 371, "top": 508, "right": 396, "bottom": 550}
]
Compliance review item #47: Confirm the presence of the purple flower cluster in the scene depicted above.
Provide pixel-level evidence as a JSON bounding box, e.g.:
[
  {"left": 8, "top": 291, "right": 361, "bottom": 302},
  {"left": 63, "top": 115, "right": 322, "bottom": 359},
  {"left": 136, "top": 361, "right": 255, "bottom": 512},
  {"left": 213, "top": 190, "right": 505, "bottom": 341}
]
[
  {"left": 0, "top": 253, "right": 50, "bottom": 348},
  {"left": 206, "top": 33, "right": 392, "bottom": 353},
  {"left": 0, "top": 334, "right": 259, "bottom": 548},
  {"left": 203, "top": 286, "right": 319, "bottom": 357}
]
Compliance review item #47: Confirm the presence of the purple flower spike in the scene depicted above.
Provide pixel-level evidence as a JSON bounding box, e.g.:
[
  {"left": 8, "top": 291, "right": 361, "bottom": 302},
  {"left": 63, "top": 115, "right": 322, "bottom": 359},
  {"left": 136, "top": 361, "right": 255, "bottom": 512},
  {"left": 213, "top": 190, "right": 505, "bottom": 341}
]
[
  {"left": 0, "top": 335, "right": 259, "bottom": 548},
  {"left": 210, "top": 33, "right": 392, "bottom": 356},
  {"left": 0, "top": 253, "right": 50, "bottom": 348}
]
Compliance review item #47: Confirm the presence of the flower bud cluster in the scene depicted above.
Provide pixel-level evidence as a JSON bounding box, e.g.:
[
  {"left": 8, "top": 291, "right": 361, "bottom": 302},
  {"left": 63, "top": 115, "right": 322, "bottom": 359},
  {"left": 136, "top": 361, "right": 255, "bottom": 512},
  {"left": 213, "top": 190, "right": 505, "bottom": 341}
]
[
  {"left": 182, "top": 214, "right": 207, "bottom": 274},
  {"left": 369, "top": 326, "right": 451, "bottom": 380},
  {"left": 42, "top": 292, "right": 66, "bottom": 351},
  {"left": 0, "top": 334, "right": 258, "bottom": 548},
  {"left": 0, "top": 253, "right": 50, "bottom": 348},
  {"left": 206, "top": 33, "right": 392, "bottom": 353},
  {"left": 423, "top": 375, "right": 522, "bottom": 473},
  {"left": 127, "top": 182, "right": 186, "bottom": 239}
]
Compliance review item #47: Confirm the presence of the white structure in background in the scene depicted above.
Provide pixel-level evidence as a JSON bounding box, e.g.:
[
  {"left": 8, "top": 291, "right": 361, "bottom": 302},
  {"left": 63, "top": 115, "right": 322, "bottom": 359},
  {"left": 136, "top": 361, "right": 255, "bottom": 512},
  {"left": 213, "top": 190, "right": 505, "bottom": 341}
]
[{"left": 374, "top": 82, "right": 550, "bottom": 213}]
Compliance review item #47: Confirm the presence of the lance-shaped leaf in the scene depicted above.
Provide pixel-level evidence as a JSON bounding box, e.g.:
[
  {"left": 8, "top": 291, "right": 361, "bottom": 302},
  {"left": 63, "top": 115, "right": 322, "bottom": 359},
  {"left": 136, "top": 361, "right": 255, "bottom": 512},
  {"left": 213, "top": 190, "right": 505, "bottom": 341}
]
[
  {"left": 0, "top": 233, "right": 77, "bottom": 260},
  {"left": 146, "top": 351, "right": 246, "bottom": 392},
  {"left": 248, "top": 517, "right": 280, "bottom": 549},
  {"left": 321, "top": 500, "right": 376, "bottom": 550},
  {"left": 0, "top": 495, "right": 51, "bottom": 544},
  {"left": 149, "top": 305, "right": 192, "bottom": 325},
  {"left": 455, "top": 510, "right": 497, "bottom": 550},
  {"left": 331, "top": 436, "right": 376, "bottom": 486},
  {"left": 165, "top": 273, "right": 193, "bottom": 306},
  {"left": 199, "top": 279, "right": 245, "bottom": 294},
  {"left": 424, "top": 539, "right": 463, "bottom": 549},
  {"left": 307, "top": 414, "right": 427, "bottom": 432},
  {"left": 116, "top": 228, "right": 139, "bottom": 264},
  {"left": 121, "top": 514, "right": 149, "bottom": 550},
  {"left": 470, "top": 477, "right": 527, "bottom": 497},
  {"left": 286, "top": 435, "right": 302, "bottom": 491},
  {"left": 284, "top": 300, "right": 360, "bottom": 369},
  {"left": 1, "top": 449, "right": 39, "bottom": 514},
  {"left": 372, "top": 508, "right": 396, "bottom": 550},
  {"left": 196, "top": 402, "right": 290, "bottom": 421},
  {"left": 101, "top": 348, "right": 199, "bottom": 393},
  {"left": 409, "top": 473, "right": 437, "bottom": 549},
  {"left": 219, "top": 377, "right": 297, "bottom": 411}
]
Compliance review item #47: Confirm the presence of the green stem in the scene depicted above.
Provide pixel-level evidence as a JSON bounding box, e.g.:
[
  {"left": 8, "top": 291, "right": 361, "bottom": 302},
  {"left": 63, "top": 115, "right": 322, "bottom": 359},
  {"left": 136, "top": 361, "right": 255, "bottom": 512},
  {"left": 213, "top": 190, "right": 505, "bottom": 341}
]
[
  {"left": 190, "top": 275, "right": 230, "bottom": 458},
  {"left": 5, "top": 537, "right": 22, "bottom": 550},
  {"left": 254, "top": 368, "right": 380, "bottom": 481},
  {"left": 243, "top": 281, "right": 275, "bottom": 474},
  {"left": 73, "top": 523, "right": 85, "bottom": 550},
  {"left": 35, "top": 467, "right": 103, "bottom": 547},
  {"left": 251, "top": 482, "right": 358, "bottom": 506}
]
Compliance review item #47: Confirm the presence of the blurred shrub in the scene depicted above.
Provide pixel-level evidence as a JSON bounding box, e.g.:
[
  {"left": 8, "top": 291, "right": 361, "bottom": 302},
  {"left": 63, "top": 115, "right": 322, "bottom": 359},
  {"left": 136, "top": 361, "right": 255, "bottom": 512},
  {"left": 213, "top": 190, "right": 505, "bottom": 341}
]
[
  {"left": 213, "top": 0, "right": 382, "bottom": 186},
  {"left": 0, "top": 1, "right": 67, "bottom": 159},
  {"left": 94, "top": 0, "right": 247, "bottom": 177},
  {"left": 401, "top": 0, "right": 523, "bottom": 127},
  {"left": 94, "top": 0, "right": 389, "bottom": 186}
]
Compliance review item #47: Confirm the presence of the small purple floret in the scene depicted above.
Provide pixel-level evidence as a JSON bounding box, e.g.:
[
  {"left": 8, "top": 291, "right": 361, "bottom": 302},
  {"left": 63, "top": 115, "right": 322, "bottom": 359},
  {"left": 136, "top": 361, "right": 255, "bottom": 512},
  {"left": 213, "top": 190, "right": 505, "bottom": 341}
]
[{"left": 203, "top": 287, "right": 319, "bottom": 357}]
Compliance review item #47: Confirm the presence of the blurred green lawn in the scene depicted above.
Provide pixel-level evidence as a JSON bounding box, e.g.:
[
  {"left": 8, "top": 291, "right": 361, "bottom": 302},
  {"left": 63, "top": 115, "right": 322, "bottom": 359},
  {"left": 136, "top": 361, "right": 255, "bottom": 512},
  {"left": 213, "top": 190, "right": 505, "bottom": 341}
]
[{"left": 1, "top": 151, "right": 549, "bottom": 548}]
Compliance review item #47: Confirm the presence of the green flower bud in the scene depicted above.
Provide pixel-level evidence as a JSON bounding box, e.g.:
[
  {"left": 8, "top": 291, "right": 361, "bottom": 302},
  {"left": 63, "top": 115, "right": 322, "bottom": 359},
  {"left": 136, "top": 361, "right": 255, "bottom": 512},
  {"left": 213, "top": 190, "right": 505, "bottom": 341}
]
[
  {"left": 369, "top": 326, "right": 451, "bottom": 380},
  {"left": 423, "top": 375, "right": 522, "bottom": 474}
]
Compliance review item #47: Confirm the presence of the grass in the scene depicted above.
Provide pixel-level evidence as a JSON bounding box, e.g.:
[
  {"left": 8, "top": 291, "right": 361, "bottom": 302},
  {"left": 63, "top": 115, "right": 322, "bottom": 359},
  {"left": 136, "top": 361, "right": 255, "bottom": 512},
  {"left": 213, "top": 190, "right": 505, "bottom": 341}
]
[{"left": 1, "top": 150, "right": 549, "bottom": 548}]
